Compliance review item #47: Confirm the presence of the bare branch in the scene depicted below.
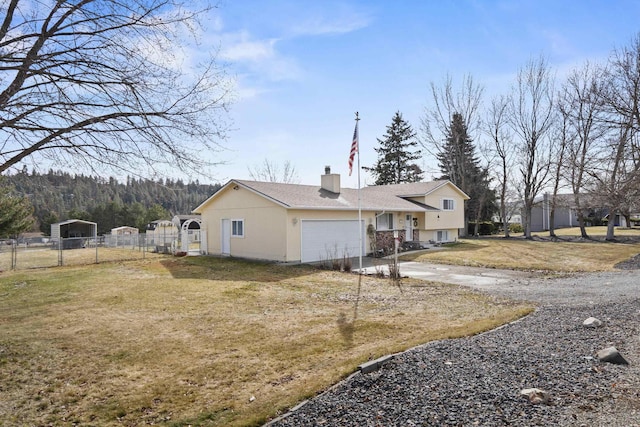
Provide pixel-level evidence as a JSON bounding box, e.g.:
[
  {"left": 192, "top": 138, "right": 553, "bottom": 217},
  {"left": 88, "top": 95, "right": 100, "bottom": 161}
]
[{"left": 0, "top": 0, "right": 232, "bottom": 178}]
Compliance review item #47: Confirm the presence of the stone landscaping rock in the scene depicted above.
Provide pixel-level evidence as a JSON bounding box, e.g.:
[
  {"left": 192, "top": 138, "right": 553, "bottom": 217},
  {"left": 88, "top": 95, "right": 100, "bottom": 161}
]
[
  {"left": 583, "top": 316, "right": 603, "bottom": 327},
  {"left": 597, "top": 346, "right": 629, "bottom": 365},
  {"left": 268, "top": 300, "right": 639, "bottom": 427},
  {"left": 520, "top": 387, "right": 551, "bottom": 405}
]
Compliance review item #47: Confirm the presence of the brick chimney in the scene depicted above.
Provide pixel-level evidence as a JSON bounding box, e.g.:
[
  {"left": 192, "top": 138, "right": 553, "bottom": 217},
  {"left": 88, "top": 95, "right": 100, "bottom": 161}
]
[{"left": 321, "top": 166, "right": 340, "bottom": 193}]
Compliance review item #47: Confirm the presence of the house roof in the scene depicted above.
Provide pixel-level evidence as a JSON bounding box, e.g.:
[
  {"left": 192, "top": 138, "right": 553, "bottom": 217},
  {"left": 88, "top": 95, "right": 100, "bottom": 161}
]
[
  {"left": 533, "top": 193, "right": 599, "bottom": 209},
  {"left": 194, "top": 179, "right": 469, "bottom": 213}
]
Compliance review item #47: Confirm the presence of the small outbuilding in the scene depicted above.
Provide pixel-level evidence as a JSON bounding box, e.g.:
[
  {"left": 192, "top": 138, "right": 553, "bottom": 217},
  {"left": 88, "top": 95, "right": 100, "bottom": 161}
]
[
  {"left": 51, "top": 219, "right": 98, "bottom": 249},
  {"left": 108, "top": 226, "right": 139, "bottom": 247}
]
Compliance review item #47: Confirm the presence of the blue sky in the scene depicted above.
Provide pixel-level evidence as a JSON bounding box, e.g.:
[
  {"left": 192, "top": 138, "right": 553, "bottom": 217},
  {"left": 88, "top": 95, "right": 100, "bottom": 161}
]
[{"left": 204, "top": 0, "right": 640, "bottom": 187}]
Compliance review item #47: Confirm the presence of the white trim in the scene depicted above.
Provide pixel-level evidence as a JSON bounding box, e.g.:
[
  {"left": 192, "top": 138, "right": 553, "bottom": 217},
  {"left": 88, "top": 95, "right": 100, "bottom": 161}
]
[
  {"left": 231, "top": 219, "right": 245, "bottom": 238},
  {"left": 442, "top": 198, "right": 455, "bottom": 211},
  {"left": 376, "top": 212, "right": 393, "bottom": 230},
  {"left": 435, "top": 230, "right": 449, "bottom": 242}
]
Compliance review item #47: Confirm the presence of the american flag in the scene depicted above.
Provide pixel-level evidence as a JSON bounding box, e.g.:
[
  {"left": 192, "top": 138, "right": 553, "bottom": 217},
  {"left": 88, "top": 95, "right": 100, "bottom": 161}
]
[{"left": 348, "top": 121, "right": 358, "bottom": 176}]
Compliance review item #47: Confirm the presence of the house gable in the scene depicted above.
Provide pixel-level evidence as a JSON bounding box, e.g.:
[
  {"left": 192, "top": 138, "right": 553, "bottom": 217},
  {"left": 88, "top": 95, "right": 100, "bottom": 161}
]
[{"left": 195, "top": 180, "right": 289, "bottom": 261}]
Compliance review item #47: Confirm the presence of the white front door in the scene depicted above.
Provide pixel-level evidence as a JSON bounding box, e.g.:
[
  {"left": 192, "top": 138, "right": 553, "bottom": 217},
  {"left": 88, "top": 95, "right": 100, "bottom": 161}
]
[
  {"left": 405, "top": 214, "right": 413, "bottom": 241},
  {"left": 221, "top": 219, "right": 230, "bottom": 255}
]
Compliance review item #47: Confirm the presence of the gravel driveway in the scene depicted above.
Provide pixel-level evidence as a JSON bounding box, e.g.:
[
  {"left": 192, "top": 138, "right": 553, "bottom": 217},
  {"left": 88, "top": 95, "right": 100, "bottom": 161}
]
[{"left": 267, "top": 265, "right": 640, "bottom": 426}]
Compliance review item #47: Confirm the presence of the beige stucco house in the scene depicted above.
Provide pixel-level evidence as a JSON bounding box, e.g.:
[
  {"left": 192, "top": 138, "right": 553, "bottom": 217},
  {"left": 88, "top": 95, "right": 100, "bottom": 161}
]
[{"left": 193, "top": 169, "right": 469, "bottom": 263}]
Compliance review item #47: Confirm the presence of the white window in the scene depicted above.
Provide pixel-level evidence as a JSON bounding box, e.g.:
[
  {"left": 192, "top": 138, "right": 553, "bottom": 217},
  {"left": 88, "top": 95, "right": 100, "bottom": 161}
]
[
  {"left": 436, "top": 230, "right": 448, "bottom": 242},
  {"left": 376, "top": 213, "right": 393, "bottom": 230},
  {"left": 231, "top": 219, "right": 244, "bottom": 237},
  {"left": 442, "top": 199, "right": 455, "bottom": 211}
]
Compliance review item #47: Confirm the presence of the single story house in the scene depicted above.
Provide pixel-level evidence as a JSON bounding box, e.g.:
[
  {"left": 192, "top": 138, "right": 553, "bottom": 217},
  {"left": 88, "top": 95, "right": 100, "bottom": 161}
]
[
  {"left": 193, "top": 168, "right": 469, "bottom": 263},
  {"left": 530, "top": 193, "right": 626, "bottom": 231}
]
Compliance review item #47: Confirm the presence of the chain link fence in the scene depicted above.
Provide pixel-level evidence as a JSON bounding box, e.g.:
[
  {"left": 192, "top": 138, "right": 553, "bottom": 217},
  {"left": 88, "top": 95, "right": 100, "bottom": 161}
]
[{"left": 0, "top": 234, "right": 177, "bottom": 271}]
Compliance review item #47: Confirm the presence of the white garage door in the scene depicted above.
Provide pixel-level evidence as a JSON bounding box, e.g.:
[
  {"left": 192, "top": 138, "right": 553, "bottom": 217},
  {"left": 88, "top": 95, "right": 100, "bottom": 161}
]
[{"left": 301, "top": 220, "right": 364, "bottom": 263}]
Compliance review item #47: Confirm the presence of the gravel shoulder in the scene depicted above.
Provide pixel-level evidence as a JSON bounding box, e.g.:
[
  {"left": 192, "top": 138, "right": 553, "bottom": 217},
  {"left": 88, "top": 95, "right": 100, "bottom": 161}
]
[{"left": 267, "top": 269, "right": 640, "bottom": 426}]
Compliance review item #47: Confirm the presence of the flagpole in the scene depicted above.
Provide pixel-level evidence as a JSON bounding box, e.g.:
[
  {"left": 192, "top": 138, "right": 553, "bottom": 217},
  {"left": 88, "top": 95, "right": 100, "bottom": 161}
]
[{"left": 355, "top": 112, "right": 362, "bottom": 272}]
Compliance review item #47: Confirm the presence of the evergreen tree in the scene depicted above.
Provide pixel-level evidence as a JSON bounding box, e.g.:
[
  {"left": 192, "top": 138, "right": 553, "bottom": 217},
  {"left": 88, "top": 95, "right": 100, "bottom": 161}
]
[
  {"left": 437, "top": 113, "right": 496, "bottom": 234},
  {"left": 0, "top": 180, "right": 34, "bottom": 238},
  {"left": 365, "top": 111, "right": 423, "bottom": 185},
  {"left": 39, "top": 211, "right": 59, "bottom": 235},
  {"left": 5, "top": 170, "right": 220, "bottom": 233}
]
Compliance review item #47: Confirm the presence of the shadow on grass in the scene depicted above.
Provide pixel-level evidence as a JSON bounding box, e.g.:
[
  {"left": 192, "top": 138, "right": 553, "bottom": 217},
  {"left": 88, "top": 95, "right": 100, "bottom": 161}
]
[
  {"left": 337, "top": 312, "right": 354, "bottom": 347},
  {"left": 337, "top": 273, "right": 363, "bottom": 348},
  {"left": 159, "top": 256, "right": 318, "bottom": 282}
]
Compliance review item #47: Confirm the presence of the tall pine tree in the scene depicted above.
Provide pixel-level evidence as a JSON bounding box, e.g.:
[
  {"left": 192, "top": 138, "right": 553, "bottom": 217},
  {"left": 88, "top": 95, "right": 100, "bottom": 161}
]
[
  {"left": 437, "top": 113, "right": 495, "bottom": 235},
  {"left": 365, "top": 111, "right": 423, "bottom": 185},
  {"left": 0, "top": 180, "right": 34, "bottom": 238}
]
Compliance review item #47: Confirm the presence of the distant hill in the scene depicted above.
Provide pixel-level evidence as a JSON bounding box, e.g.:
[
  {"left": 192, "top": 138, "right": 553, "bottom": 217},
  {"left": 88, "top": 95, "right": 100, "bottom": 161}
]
[{"left": 5, "top": 169, "right": 222, "bottom": 235}]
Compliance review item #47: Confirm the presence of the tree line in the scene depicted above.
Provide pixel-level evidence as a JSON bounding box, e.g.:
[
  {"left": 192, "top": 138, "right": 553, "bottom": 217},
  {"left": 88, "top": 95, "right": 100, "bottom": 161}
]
[
  {"left": 367, "top": 34, "right": 640, "bottom": 240},
  {"left": 1, "top": 169, "right": 220, "bottom": 236}
]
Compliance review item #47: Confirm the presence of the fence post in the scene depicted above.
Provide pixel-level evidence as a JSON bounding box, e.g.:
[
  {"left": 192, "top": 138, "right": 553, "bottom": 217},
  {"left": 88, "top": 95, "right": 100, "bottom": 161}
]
[
  {"left": 58, "top": 238, "right": 63, "bottom": 266},
  {"left": 11, "top": 240, "right": 17, "bottom": 270}
]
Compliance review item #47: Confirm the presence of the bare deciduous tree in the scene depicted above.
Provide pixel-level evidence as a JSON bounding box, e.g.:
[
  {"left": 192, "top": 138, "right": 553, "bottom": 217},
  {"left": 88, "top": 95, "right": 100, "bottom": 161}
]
[
  {"left": 509, "top": 56, "right": 556, "bottom": 238},
  {"left": 247, "top": 159, "right": 299, "bottom": 183},
  {"left": 0, "top": 0, "right": 232, "bottom": 178},
  {"left": 547, "top": 102, "right": 570, "bottom": 238},
  {"left": 559, "top": 62, "right": 607, "bottom": 238},
  {"left": 485, "top": 95, "right": 514, "bottom": 237},
  {"left": 421, "top": 73, "right": 484, "bottom": 158},
  {"left": 596, "top": 34, "right": 640, "bottom": 239}
]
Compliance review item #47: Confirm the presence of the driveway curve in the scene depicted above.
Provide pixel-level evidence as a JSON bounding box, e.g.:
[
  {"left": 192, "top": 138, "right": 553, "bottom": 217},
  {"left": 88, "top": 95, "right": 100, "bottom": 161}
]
[{"left": 359, "top": 258, "right": 639, "bottom": 306}]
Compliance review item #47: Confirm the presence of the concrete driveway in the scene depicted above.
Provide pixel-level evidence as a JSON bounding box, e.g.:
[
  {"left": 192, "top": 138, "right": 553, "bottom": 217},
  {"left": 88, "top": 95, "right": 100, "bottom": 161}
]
[
  {"left": 356, "top": 256, "right": 639, "bottom": 306},
  {"left": 357, "top": 258, "right": 536, "bottom": 287}
]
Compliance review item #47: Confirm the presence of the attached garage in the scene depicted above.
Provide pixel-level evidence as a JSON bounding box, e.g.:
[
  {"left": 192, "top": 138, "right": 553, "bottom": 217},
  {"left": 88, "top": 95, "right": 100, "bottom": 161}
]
[{"left": 301, "top": 219, "right": 364, "bottom": 263}]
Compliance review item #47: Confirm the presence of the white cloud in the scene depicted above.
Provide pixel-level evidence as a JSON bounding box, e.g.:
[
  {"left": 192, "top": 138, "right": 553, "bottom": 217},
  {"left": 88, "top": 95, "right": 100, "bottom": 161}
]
[
  {"left": 221, "top": 31, "right": 278, "bottom": 62},
  {"left": 288, "top": 8, "right": 371, "bottom": 37},
  {"left": 218, "top": 30, "right": 303, "bottom": 90},
  {"left": 208, "top": 2, "right": 373, "bottom": 102}
]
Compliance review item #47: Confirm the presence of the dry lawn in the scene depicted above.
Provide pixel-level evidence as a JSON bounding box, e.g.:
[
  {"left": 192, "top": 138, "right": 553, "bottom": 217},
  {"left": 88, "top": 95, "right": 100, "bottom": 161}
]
[
  {"left": 0, "top": 257, "right": 531, "bottom": 426},
  {"left": 0, "top": 245, "right": 160, "bottom": 271},
  {"left": 402, "top": 227, "right": 640, "bottom": 272}
]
